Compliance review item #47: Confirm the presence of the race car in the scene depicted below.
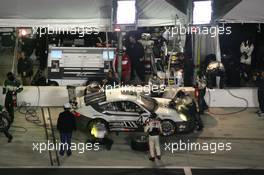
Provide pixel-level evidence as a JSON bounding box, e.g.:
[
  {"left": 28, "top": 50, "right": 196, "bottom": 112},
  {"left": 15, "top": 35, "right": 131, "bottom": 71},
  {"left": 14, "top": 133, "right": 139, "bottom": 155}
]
[{"left": 72, "top": 87, "right": 196, "bottom": 136}]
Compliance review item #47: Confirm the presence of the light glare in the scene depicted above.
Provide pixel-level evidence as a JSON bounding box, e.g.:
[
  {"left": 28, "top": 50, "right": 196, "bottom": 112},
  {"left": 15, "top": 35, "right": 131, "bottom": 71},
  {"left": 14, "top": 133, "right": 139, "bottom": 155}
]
[
  {"left": 117, "top": 0, "right": 136, "bottom": 24},
  {"left": 193, "top": 1, "right": 212, "bottom": 24}
]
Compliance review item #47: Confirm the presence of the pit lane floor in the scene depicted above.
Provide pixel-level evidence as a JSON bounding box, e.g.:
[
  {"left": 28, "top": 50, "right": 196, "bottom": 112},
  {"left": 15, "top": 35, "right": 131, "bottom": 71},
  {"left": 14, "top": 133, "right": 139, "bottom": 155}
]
[{"left": 0, "top": 107, "right": 264, "bottom": 168}]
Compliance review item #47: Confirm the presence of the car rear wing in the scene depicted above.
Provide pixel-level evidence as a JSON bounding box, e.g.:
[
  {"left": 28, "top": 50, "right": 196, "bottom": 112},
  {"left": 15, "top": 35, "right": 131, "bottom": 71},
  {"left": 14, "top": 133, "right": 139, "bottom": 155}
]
[
  {"left": 67, "top": 85, "right": 106, "bottom": 106},
  {"left": 84, "top": 91, "right": 106, "bottom": 105}
]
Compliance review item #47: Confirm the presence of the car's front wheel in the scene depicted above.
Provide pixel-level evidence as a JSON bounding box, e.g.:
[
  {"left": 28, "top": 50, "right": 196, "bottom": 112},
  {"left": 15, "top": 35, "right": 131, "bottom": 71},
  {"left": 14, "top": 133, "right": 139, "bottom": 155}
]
[{"left": 161, "top": 120, "right": 176, "bottom": 136}]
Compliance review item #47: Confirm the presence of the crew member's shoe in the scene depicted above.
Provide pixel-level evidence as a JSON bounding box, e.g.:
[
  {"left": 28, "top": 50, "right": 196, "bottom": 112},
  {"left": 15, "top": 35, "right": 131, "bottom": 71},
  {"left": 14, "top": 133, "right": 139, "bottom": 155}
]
[
  {"left": 59, "top": 150, "right": 65, "bottom": 156},
  {"left": 197, "top": 126, "right": 204, "bottom": 131},
  {"left": 156, "top": 156, "right": 161, "bottom": 160},
  {"left": 67, "top": 150, "right": 72, "bottom": 156},
  {"left": 8, "top": 135, "right": 13, "bottom": 143},
  {"left": 149, "top": 157, "right": 155, "bottom": 162},
  {"left": 255, "top": 110, "right": 262, "bottom": 114},
  {"left": 258, "top": 112, "right": 264, "bottom": 117}
]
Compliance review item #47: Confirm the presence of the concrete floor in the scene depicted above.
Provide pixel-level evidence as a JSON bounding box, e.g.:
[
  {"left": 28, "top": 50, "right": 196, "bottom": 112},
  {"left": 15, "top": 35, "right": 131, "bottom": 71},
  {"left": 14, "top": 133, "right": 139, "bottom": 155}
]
[
  {"left": 0, "top": 108, "right": 50, "bottom": 166},
  {"left": 0, "top": 107, "right": 264, "bottom": 168}
]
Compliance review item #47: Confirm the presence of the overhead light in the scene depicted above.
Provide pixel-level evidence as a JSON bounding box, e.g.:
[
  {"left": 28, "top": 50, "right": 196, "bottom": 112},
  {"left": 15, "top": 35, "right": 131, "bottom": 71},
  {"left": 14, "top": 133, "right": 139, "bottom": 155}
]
[
  {"left": 193, "top": 1, "right": 212, "bottom": 25},
  {"left": 114, "top": 25, "right": 121, "bottom": 32},
  {"left": 19, "top": 28, "right": 32, "bottom": 37},
  {"left": 116, "top": 0, "right": 136, "bottom": 24},
  {"left": 21, "top": 29, "right": 27, "bottom": 36}
]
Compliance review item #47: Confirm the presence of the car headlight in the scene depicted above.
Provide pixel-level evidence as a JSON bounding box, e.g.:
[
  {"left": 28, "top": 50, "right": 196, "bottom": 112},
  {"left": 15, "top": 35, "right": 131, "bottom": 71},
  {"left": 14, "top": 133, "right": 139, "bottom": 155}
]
[{"left": 179, "top": 113, "right": 188, "bottom": 121}]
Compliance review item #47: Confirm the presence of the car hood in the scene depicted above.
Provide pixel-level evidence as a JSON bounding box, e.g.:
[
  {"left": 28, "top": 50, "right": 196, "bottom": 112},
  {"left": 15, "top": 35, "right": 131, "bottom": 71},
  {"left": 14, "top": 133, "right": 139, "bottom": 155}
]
[
  {"left": 155, "top": 106, "right": 183, "bottom": 122},
  {"left": 153, "top": 97, "right": 171, "bottom": 107}
]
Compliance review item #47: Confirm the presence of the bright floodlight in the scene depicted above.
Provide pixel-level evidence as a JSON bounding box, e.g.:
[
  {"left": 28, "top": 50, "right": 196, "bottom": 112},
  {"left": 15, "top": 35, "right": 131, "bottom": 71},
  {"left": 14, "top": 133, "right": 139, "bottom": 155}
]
[
  {"left": 193, "top": 1, "right": 212, "bottom": 24},
  {"left": 21, "top": 29, "right": 27, "bottom": 36},
  {"left": 117, "top": 0, "right": 136, "bottom": 24}
]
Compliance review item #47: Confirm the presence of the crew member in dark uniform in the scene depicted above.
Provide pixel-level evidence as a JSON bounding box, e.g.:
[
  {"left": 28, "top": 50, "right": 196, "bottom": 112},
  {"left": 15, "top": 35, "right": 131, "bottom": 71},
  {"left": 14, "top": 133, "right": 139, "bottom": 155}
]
[
  {"left": 126, "top": 33, "right": 145, "bottom": 83},
  {"left": 17, "top": 51, "right": 33, "bottom": 86},
  {"left": 196, "top": 71, "right": 208, "bottom": 114},
  {"left": 254, "top": 71, "right": 264, "bottom": 117},
  {"left": 57, "top": 103, "right": 77, "bottom": 156},
  {"left": 3, "top": 72, "right": 23, "bottom": 123},
  {"left": 175, "top": 90, "right": 203, "bottom": 131}
]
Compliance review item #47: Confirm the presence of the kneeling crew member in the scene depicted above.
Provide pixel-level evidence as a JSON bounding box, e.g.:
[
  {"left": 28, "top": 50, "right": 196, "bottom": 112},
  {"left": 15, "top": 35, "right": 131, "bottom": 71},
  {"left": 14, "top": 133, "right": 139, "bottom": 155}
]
[
  {"left": 144, "top": 113, "right": 163, "bottom": 161},
  {"left": 57, "top": 103, "right": 77, "bottom": 156}
]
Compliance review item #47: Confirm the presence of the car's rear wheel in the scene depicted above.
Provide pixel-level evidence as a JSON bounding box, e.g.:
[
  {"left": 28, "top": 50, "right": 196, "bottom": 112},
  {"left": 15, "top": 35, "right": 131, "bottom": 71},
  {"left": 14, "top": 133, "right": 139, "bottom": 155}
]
[{"left": 161, "top": 120, "right": 176, "bottom": 136}]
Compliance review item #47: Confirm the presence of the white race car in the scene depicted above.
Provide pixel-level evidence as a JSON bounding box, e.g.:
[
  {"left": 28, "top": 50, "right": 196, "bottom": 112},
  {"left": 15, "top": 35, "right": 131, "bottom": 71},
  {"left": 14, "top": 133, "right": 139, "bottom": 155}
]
[{"left": 72, "top": 87, "right": 196, "bottom": 136}]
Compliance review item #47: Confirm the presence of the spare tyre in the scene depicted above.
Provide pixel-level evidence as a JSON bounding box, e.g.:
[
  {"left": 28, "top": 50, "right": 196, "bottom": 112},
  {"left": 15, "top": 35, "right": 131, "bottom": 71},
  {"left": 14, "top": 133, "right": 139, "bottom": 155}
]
[
  {"left": 131, "top": 135, "right": 149, "bottom": 151},
  {"left": 0, "top": 112, "right": 11, "bottom": 132}
]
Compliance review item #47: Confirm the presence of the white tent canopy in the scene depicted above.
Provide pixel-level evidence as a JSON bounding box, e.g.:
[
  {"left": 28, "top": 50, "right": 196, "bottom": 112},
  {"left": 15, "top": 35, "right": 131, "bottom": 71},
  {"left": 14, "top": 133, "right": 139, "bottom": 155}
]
[
  {"left": 220, "top": 0, "right": 264, "bottom": 23},
  {"left": 0, "top": 0, "right": 186, "bottom": 29}
]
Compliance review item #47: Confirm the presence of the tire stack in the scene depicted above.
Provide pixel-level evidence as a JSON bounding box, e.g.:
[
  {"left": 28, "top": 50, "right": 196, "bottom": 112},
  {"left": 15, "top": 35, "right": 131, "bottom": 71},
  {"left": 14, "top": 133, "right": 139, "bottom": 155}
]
[{"left": 131, "top": 135, "right": 149, "bottom": 151}]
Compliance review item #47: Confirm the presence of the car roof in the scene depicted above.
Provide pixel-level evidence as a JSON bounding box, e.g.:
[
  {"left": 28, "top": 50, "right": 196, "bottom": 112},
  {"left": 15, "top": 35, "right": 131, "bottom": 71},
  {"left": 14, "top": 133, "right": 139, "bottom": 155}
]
[{"left": 105, "top": 88, "right": 139, "bottom": 103}]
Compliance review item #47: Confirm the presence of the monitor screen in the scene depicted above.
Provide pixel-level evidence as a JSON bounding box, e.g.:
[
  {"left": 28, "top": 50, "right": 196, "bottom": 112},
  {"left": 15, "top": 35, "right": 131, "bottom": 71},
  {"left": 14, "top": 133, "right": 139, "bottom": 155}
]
[
  {"left": 116, "top": 0, "right": 136, "bottom": 24},
  {"left": 51, "top": 50, "right": 62, "bottom": 59},
  {"left": 102, "top": 50, "right": 115, "bottom": 61}
]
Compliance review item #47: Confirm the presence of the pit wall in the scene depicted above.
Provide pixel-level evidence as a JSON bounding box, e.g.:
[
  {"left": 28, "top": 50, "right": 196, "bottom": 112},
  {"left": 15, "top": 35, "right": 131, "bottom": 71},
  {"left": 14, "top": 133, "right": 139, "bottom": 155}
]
[{"left": 0, "top": 86, "right": 259, "bottom": 108}]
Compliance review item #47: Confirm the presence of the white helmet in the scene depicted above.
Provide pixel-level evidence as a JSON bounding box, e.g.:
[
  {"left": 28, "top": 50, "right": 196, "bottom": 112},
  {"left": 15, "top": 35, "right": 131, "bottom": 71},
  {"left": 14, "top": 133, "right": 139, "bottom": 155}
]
[{"left": 63, "top": 103, "right": 72, "bottom": 109}]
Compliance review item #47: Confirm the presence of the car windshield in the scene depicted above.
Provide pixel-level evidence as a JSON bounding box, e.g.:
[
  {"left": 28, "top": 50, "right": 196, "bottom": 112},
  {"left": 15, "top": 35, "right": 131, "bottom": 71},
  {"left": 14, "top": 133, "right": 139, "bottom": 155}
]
[{"left": 137, "top": 95, "right": 158, "bottom": 112}]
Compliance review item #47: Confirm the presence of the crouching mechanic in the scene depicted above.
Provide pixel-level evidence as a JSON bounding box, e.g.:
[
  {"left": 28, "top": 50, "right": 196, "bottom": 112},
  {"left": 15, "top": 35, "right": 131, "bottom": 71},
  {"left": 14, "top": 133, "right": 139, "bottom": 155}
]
[
  {"left": 0, "top": 105, "right": 13, "bottom": 142},
  {"left": 3, "top": 72, "right": 23, "bottom": 123},
  {"left": 175, "top": 90, "right": 203, "bottom": 131},
  {"left": 57, "top": 103, "right": 77, "bottom": 156},
  {"left": 144, "top": 113, "right": 163, "bottom": 161}
]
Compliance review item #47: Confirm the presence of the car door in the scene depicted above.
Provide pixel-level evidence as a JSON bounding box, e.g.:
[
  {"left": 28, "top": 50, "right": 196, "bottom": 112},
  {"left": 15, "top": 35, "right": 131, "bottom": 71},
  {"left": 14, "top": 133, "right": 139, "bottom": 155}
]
[{"left": 100, "top": 101, "right": 148, "bottom": 131}]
